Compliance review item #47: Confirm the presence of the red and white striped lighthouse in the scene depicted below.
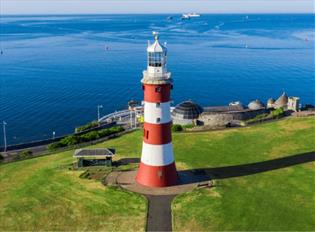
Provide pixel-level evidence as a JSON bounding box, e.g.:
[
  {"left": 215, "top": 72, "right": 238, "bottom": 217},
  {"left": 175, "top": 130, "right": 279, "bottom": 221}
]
[{"left": 136, "top": 32, "right": 178, "bottom": 187}]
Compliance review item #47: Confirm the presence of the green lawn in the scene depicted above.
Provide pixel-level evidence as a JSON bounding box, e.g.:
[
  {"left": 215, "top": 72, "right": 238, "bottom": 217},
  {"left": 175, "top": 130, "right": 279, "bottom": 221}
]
[
  {"left": 0, "top": 151, "right": 147, "bottom": 231},
  {"left": 171, "top": 117, "right": 315, "bottom": 231},
  {"left": 0, "top": 117, "right": 314, "bottom": 231}
]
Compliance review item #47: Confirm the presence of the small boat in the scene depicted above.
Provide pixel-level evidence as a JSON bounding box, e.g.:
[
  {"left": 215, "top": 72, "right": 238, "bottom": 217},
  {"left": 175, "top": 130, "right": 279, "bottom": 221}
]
[
  {"left": 167, "top": 16, "right": 173, "bottom": 20},
  {"left": 181, "top": 13, "right": 200, "bottom": 20},
  {"left": 187, "top": 13, "right": 200, "bottom": 17}
]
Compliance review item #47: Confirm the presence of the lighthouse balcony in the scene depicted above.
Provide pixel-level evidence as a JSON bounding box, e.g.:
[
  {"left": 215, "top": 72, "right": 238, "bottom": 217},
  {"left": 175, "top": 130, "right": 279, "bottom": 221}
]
[{"left": 141, "top": 70, "right": 172, "bottom": 85}]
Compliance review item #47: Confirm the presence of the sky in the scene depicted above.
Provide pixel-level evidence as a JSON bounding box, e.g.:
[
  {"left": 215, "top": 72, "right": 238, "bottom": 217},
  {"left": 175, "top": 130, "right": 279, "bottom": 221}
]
[{"left": 1, "top": 0, "right": 314, "bottom": 15}]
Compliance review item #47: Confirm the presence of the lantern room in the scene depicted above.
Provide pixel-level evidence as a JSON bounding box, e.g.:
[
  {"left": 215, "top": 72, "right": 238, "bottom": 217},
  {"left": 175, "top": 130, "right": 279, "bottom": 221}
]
[{"left": 146, "top": 32, "right": 168, "bottom": 76}]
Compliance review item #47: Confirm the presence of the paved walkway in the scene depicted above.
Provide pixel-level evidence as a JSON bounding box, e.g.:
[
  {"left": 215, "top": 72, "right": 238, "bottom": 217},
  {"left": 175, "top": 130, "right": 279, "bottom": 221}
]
[
  {"left": 146, "top": 195, "right": 176, "bottom": 231},
  {"left": 105, "top": 169, "right": 213, "bottom": 231}
]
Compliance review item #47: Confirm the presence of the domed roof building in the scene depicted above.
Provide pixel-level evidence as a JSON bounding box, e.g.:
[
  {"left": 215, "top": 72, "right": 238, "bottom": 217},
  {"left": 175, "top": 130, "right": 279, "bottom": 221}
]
[
  {"left": 274, "top": 92, "right": 288, "bottom": 108},
  {"left": 171, "top": 100, "right": 203, "bottom": 125},
  {"left": 248, "top": 100, "right": 265, "bottom": 110}
]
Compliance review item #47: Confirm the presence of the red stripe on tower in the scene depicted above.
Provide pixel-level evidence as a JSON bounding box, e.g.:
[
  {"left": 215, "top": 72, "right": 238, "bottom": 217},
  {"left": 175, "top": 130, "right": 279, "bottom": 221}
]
[
  {"left": 136, "top": 32, "right": 178, "bottom": 187},
  {"left": 143, "top": 122, "right": 172, "bottom": 145}
]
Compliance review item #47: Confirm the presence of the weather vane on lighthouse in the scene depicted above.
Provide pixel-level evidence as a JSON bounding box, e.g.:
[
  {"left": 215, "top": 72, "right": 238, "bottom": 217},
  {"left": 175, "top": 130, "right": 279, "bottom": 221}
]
[
  {"left": 136, "top": 32, "right": 178, "bottom": 187},
  {"left": 152, "top": 31, "right": 159, "bottom": 40}
]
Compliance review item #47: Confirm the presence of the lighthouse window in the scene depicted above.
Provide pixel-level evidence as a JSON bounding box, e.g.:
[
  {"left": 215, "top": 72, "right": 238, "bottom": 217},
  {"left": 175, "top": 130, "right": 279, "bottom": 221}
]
[
  {"left": 144, "top": 129, "right": 149, "bottom": 139},
  {"left": 148, "top": 52, "right": 163, "bottom": 67},
  {"left": 156, "top": 103, "right": 160, "bottom": 108},
  {"left": 155, "top": 86, "right": 161, "bottom": 93},
  {"left": 156, "top": 117, "right": 161, "bottom": 123}
]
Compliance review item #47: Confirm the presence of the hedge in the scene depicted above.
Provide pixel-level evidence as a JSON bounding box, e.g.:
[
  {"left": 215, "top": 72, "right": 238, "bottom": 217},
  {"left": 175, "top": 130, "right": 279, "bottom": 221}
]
[
  {"left": 75, "top": 121, "right": 99, "bottom": 133},
  {"left": 48, "top": 126, "right": 124, "bottom": 151}
]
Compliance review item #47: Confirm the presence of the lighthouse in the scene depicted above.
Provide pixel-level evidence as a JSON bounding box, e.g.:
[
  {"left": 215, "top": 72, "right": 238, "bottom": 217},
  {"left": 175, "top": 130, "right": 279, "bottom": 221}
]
[{"left": 136, "top": 32, "right": 178, "bottom": 187}]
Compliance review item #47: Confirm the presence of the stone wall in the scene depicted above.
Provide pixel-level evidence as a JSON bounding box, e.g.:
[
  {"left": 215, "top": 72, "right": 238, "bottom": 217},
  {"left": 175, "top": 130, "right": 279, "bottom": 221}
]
[
  {"left": 292, "top": 111, "right": 315, "bottom": 117},
  {"left": 197, "top": 108, "right": 267, "bottom": 127},
  {"left": 172, "top": 117, "right": 194, "bottom": 125}
]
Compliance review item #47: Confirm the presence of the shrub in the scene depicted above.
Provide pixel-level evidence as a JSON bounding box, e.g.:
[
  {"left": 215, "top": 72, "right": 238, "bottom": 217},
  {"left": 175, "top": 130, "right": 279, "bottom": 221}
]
[
  {"left": 98, "top": 128, "right": 111, "bottom": 137},
  {"left": 48, "top": 135, "right": 80, "bottom": 151},
  {"left": 80, "top": 131, "right": 100, "bottom": 142},
  {"left": 48, "top": 126, "right": 124, "bottom": 150},
  {"left": 255, "top": 113, "right": 269, "bottom": 120},
  {"left": 172, "top": 124, "right": 183, "bottom": 132},
  {"left": 60, "top": 135, "right": 80, "bottom": 146},
  {"left": 183, "top": 124, "right": 194, "bottom": 129},
  {"left": 75, "top": 121, "right": 99, "bottom": 133},
  {"left": 0, "top": 154, "right": 4, "bottom": 163},
  {"left": 271, "top": 107, "right": 285, "bottom": 119},
  {"left": 20, "top": 150, "right": 32, "bottom": 157},
  {"left": 15, "top": 150, "right": 33, "bottom": 160},
  {"left": 109, "top": 126, "right": 124, "bottom": 133},
  {"left": 246, "top": 113, "right": 269, "bottom": 124},
  {"left": 48, "top": 142, "right": 64, "bottom": 150},
  {"left": 99, "top": 126, "right": 124, "bottom": 137}
]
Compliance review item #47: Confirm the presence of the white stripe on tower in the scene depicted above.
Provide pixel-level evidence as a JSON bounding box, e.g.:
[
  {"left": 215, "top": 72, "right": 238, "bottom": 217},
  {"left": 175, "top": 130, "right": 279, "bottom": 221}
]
[
  {"left": 140, "top": 142, "right": 174, "bottom": 166},
  {"left": 143, "top": 101, "right": 171, "bottom": 124}
]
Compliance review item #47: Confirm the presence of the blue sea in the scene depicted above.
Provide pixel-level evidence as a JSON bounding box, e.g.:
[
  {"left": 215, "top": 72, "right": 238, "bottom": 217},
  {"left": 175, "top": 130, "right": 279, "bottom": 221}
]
[{"left": 0, "top": 14, "right": 314, "bottom": 145}]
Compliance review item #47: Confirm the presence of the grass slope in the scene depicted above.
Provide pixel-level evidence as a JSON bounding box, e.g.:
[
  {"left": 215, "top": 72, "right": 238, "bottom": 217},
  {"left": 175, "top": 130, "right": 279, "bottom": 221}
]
[
  {"left": 0, "top": 117, "right": 314, "bottom": 231},
  {"left": 0, "top": 152, "right": 146, "bottom": 231},
  {"left": 171, "top": 117, "right": 315, "bottom": 231},
  {"left": 172, "top": 163, "right": 315, "bottom": 231}
]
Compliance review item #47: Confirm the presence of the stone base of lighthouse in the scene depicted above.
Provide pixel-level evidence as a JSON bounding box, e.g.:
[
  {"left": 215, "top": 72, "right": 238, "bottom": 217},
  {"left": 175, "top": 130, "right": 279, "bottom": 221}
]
[{"left": 136, "top": 162, "right": 178, "bottom": 187}]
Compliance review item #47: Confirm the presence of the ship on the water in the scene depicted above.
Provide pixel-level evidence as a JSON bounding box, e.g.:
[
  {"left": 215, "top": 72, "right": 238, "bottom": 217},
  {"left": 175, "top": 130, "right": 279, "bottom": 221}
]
[{"left": 181, "top": 13, "right": 201, "bottom": 20}]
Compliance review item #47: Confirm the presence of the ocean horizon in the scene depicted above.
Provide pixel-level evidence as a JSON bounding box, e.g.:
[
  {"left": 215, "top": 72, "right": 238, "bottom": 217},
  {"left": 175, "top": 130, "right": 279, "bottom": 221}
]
[{"left": 0, "top": 14, "right": 314, "bottom": 145}]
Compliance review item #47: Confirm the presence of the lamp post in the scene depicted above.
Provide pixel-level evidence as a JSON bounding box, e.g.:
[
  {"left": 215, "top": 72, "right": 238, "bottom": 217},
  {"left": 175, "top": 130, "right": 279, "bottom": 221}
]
[
  {"left": 97, "top": 105, "right": 103, "bottom": 122},
  {"left": 2, "top": 121, "right": 7, "bottom": 152},
  {"left": 52, "top": 131, "right": 55, "bottom": 139}
]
